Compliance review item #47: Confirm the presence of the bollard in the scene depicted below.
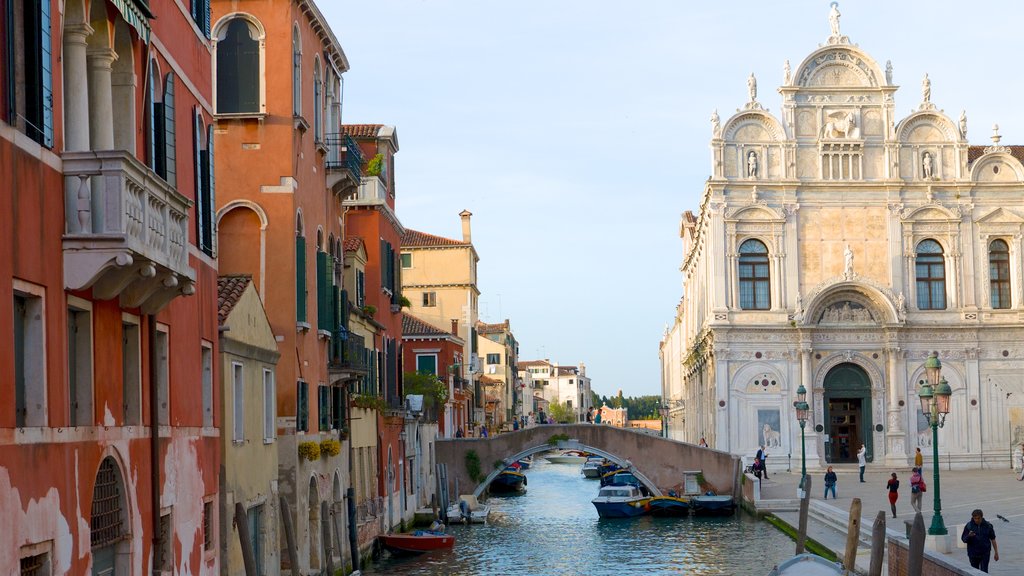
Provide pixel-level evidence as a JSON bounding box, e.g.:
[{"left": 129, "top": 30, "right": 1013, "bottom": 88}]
[{"left": 868, "top": 511, "right": 886, "bottom": 576}]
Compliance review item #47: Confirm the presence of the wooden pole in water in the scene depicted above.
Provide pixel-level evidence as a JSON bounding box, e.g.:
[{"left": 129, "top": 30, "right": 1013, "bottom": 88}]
[
  {"left": 868, "top": 511, "right": 886, "bottom": 576},
  {"left": 280, "top": 495, "right": 301, "bottom": 576},
  {"left": 234, "top": 502, "right": 257, "bottom": 576},
  {"left": 796, "top": 475, "right": 812, "bottom": 554},
  {"left": 908, "top": 512, "right": 926, "bottom": 576},
  {"left": 322, "top": 500, "right": 335, "bottom": 576},
  {"left": 843, "top": 498, "right": 862, "bottom": 573}
]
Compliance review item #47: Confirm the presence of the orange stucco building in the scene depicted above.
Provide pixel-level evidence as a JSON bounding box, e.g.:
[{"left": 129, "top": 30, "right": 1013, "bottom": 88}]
[{"left": 2, "top": 1, "right": 220, "bottom": 574}]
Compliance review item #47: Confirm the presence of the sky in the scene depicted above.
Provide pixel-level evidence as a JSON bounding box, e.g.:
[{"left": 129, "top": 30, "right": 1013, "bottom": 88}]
[{"left": 324, "top": 1, "right": 1024, "bottom": 397}]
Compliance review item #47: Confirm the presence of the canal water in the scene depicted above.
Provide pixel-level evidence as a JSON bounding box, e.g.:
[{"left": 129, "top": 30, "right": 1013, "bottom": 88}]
[{"left": 364, "top": 455, "right": 797, "bottom": 575}]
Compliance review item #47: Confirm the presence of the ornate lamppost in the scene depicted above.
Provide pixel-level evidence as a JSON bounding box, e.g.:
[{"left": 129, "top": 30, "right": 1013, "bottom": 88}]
[
  {"left": 657, "top": 404, "right": 669, "bottom": 438},
  {"left": 793, "top": 384, "right": 810, "bottom": 486},
  {"left": 918, "top": 352, "right": 952, "bottom": 536}
]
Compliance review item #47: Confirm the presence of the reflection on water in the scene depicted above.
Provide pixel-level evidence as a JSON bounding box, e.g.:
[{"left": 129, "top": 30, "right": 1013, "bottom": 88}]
[{"left": 364, "top": 456, "right": 795, "bottom": 575}]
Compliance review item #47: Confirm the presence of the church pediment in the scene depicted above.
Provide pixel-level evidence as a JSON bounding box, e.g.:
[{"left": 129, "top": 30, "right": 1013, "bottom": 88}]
[
  {"left": 976, "top": 207, "right": 1024, "bottom": 224},
  {"left": 794, "top": 47, "right": 882, "bottom": 89},
  {"left": 901, "top": 204, "right": 961, "bottom": 221}
]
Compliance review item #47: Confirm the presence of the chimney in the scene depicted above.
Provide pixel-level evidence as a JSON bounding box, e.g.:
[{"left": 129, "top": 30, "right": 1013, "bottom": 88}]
[
  {"left": 579, "top": 362, "right": 586, "bottom": 376},
  {"left": 451, "top": 319, "right": 459, "bottom": 336},
  {"left": 459, "top": 209, "right": 472, "bottom": 243}
]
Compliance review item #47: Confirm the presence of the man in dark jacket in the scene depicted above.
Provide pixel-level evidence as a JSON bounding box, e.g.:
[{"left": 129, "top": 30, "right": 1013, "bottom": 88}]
[{"left": 961, "top": 509, "right": 999, "bottom": 572}]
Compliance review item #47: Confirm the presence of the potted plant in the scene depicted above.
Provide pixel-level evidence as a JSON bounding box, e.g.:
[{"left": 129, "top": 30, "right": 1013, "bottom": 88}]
[{"left": 298, "top": 441, "right": 321, "bottom": 462}]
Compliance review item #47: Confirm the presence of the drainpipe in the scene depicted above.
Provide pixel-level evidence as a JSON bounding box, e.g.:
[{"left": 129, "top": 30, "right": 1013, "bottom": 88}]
[{"left": 148, "top": 314, "right": 161, "bottom": 565}]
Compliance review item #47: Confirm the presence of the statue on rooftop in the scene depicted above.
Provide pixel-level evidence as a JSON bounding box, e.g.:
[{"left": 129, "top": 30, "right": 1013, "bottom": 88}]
[{"left": 828, "top": 3, "right": 842, "bottom": 37}]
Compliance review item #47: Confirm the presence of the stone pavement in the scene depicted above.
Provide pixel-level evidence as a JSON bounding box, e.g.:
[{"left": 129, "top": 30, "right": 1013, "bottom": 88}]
[{"left": 757, "top": 466, "right": 1022, "bottom": 575}]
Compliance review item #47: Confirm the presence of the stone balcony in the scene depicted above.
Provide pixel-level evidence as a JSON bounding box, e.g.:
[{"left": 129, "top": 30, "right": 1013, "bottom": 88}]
[
  {"left": 62, "top": 149, "right": 196, "bottom": 313},
  {"left": 342, "top": 175, "right": 389, "bottom": 207}
]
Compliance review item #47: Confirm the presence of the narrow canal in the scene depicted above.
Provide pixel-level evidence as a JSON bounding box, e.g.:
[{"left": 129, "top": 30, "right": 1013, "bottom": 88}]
[{"left": 364, "top": 455, "right": 797, "bottom": 575}]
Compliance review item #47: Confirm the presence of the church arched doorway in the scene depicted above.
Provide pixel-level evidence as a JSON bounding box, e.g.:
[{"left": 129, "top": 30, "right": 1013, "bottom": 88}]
[{"left": 823, "top": 363, "right": 873, "bottom": 464}]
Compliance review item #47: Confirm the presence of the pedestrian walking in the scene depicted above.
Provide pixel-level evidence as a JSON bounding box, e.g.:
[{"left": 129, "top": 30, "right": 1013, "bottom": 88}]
[
  {"left": 455, "top": 427, "right": 464, "bottom": 438},
  {"left": 886, "top": 472, "right": 900, "bottom": 518},
  {"left": 823, "top": 466, "right": 837, "bottom": 499},
  {"left": 961, "top": 509, "right": 999, "bottom": 572},
  {"left": 585, "top": 408, "right": 593, "bottom": 423},
  {"left": 914, "top": 447, "right": 923, "bottom": 468},
  {"left": 857, "top": 444, "right": 867, "bottom": 482},
  {"left": 594, "top": 410, "right": 602, "bottom": 424},
  {"left": 512, "top": 418, "right": 519, "bottom": 431},
  {"left": 756, "top": 445, "right": 770, "bottom": 478},
  {"left": 699, "top": 436, "right": 708, "bottom": 448},
  {"left": 909, "top": 467, "right": 926, "bottom": 512},
  {"left": 480, "top": 425, "right": 488, "bottom": 438}
]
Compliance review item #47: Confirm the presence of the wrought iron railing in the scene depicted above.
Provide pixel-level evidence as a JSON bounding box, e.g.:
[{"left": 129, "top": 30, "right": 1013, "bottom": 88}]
[
  {"left": 329, "top": 332, "right": 368, "bottom": 373},
  {"left": 324, "top": 133, "right": 363, "bottom": 182}
]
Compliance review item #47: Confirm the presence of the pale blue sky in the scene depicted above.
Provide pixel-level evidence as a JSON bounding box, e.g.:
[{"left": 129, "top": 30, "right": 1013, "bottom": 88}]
[{"left": 326, "top": 1, "right": 1024, "bottom": 396}]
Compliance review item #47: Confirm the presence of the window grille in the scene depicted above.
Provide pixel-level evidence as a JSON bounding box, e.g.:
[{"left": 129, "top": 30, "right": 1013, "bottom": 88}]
[{"left": 90, "top": 457, "right": 124, "bottom": 548}]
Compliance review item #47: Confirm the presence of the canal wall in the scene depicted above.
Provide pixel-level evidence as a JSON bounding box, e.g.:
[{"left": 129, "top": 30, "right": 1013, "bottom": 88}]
[{"left": 435, "top": 424, "right": 740, "bottom": 497}]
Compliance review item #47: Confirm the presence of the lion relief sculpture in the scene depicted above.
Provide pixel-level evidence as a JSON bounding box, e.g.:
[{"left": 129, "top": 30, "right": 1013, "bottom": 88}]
[{"left": 822, "top": 111, "right": 860, "bottom": 139}]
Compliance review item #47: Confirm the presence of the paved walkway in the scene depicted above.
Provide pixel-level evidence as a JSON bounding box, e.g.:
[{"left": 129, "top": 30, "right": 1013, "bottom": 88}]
[{"left": 758, "top": 466, "right": 1022, "bottom": 575}]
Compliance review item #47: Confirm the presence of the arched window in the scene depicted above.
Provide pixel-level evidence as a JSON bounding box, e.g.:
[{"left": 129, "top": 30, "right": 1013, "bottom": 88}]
[
  {"left": 313, "top": 58, "right": 322, "bottom": 141},
  {"left": 989, "top": 239, "right": 1011, "bottom": 309},
  {"left": 915, "top": 239, "right": 946, "bottom": 310},
  {"left": 91, "top": 457, "right": 128, "bottom": 572},
  {"left": 292, "top": 27, "right": 301, "bottom": 117},
  {"left": 216, "top": 18, "right": 260, "bottom": 113},
  {"left": 738, "top": 239, "right": 770, "bottom": 310}
]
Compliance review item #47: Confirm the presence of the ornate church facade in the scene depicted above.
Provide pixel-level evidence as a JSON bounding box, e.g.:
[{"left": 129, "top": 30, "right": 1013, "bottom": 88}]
[{"left": 660, "top": 7, "right": 1024, "bottom": 471}]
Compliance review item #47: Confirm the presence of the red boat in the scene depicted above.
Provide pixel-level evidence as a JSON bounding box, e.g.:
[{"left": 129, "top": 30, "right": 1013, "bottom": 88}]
[{"left": 378, "top": 531, "right": 455, "bottom": 554}]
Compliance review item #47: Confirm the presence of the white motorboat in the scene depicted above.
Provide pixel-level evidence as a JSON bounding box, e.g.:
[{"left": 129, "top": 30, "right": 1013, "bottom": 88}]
[
  {"left": 446, "top": 495, "right": 490, "bottom": 524},
  {"left": 544, "top": 450, "right": 590, "bottom": 464},
  {"left": 591, "top": 485, "right": 651, "bottom": 518}
]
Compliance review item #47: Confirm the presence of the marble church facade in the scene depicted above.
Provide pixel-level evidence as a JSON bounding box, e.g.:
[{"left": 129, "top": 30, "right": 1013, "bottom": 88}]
[{"left": 660, "top": 8, "right": 1024, "bottom": 471}]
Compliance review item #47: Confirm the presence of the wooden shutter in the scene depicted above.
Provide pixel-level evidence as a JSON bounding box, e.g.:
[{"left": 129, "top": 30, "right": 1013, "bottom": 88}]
[
  {"left": 194, "top": 108, "right": 204, "bottom": 247},
  {"left": 297, "top": 380, "right": 308, "bottom": 432},
  {"left": 39, "top": 0, "right": 53, "bottom": 147},
  {"left": 318, "top": 385, "right": 329, "bottom": 431},
  {"left": 205, "top": 125, "right": 215, "bottom": 253},
  {"left": 163, "top": 73, "right": 176, "bottom": 188},
  {"left": 295, "top": 236, "right": 307, "bottom": 322},
  {"left": 316, "top": 251, "right": 329, "bottom": 330}
]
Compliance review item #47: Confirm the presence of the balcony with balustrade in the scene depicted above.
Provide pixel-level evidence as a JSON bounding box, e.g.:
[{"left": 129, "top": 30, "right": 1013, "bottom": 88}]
[
  {"left": 62, "top": 149, "right": 195, "bottom": 313},
  {"left": 324, "top": 133, "right": 363, "bottom": 196}
]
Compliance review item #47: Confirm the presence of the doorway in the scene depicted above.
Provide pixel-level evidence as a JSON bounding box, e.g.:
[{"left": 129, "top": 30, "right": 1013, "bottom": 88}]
[{"left": 823, "top": 363, "right": 873, "bottom": 464}]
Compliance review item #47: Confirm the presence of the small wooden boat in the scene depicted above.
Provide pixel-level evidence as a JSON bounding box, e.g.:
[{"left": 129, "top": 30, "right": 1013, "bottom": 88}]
[
  {"left": 378, "top": 531, "right": 455, "bottom": 554},
  {"left": 647, "top": 495, "right": 690, "bottom": 517},
  {"left": 592, "top": 485, "right": 651, "bottom": 518},
  {"left": 489, "top": 469, "right": 527, "bottom": 493},
  {"left": 690, "top": 494, "right": 736, "bottom": 516},
  {"left": 446, "top": 494, "right": 490, "bottom": 524},
  {"left": 767, "top": 553, "right": 844, "bottom": 575},
  {"left": 545, "top": 450, "right": 590, "bottom": 464}
]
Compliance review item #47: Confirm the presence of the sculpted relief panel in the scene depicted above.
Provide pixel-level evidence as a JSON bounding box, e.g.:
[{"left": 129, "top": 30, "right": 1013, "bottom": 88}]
[
  {"left": 862, "top": 109, "right": 883, "bottom": 137},
  {"left": 797, "top": 110, "right": 817, "bottom": 137}
]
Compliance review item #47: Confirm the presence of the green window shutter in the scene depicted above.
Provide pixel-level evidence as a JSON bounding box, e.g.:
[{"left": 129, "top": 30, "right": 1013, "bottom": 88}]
[
  {"left": 318, "top": 386, "right": 330, "bottom": 431},
  {"left": 416, "top": 354, "right": 437, "bottom": 376},
  {"left": 296, "top": 236, "right": 307, "bottom": 322},
  {"left": 39, "top": 0, "right": 53, "bottom": 147},
  {"left": 193, "top": 108, "right": 204, "bottom": 247},
  {"left": 316, "top": 251, "right": 329, "bottom": 330},
  {"left": 205, "top": 125, "right": 215, "bottom": 254},
  {"left": 297, "top": 380, "right": 308, "bottom": 432},
  {"left": 331, "top": 386, "right": 344, "bottom": 431},
  {"left": 340, "top": 289, "right": 349, "bottom": 332},
  {"left": 163, "top": 73, "right": 176, "bottom": 188}
]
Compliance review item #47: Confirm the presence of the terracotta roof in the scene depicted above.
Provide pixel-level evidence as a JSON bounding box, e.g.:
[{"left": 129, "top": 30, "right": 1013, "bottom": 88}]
[
  {"left": 479, "top": 375, "right": 503, "bottom": 385},
  {"left": 967, "top": 145, "right": 1024, "bottom": 165},
  {"left": 401, "top": 229, "right": 467, "bottom": 248},
  {"left": 557, "top": 366, "right": 578, "bottom": 376},
  {"left": 217, "top": 275, "right": 252, "bottom": 325},
  {"left": 477, "top": 320, "right": 510, "bottom": 334},
  {"left": 343, "top": 124, "right": 384, "bottom": 138},
  {"left": 344, "top": 237, "right": 364, "bottom": 253},
  {"left": 402, "top": 313, "right": 452, "bottom": 337},
  {"left": 484, "top": 394, "right": 501, "bottom": 404},
  {"left": 518, "top": 360, "right": 550, "bottom": 367}
]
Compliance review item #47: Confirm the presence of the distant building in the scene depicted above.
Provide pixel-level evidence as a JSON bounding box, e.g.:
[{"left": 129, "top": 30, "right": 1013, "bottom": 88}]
[
  {"left": 402, "top": 313, "right": 466, "bottom": 436},
  {"left": 661, "top": 8, "right": 1024, "bottom": 471},
  {"left": 478, "top": 320, "right": 522, "bottom": 426},
  {"left": 598, "top": 405, "right": 628, "bottom": 428},
  {"left": 520, "top": 360, "right": 593, "bottom": 422}
]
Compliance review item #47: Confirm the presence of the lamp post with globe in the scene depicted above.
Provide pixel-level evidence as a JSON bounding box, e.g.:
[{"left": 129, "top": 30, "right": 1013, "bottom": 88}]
[{"left": 918, "top": 352, "right": 952, "bottom": 536}]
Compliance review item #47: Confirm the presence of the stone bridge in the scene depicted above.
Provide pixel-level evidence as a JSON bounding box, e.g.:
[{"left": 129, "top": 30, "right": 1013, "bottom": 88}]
[{"left": 434, "top": 424, "right": 740, "bottom": 499}]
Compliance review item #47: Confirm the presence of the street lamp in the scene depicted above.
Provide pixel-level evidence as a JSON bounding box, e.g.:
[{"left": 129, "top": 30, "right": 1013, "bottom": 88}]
[
  {"left": 793, "top": 383, "right": 810, "bottom": 486},
  {"left": 657, "top": 404, "right": 669, "bottom": 438},
  {"left": 918, "top": 351, "right": 952, "bottom": 536}
]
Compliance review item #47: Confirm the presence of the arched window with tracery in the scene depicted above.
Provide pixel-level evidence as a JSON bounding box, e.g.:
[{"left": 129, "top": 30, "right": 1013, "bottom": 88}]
[
  {"left": 738, "top": 239, "right": 770, "bottom": 310},
  {"left": 989, "top": 239, "right": 1011, "bottom": 309},
  {"left": 915, "top": 239, "right": 946, "bottom": 310}
]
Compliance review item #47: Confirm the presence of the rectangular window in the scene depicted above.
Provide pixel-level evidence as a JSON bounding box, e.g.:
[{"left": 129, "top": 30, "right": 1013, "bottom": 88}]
[
  {"left": 318, "top": 385, "right": 330, "bottom": 431},
  {"left": 14, "top": 284, "right": 46, "bottom": 427},
  {"left": 263, "top": 369, "right": 275, "bottom": 441},
  {"left": 122, "top": 317, "right": 141, "bottom": 425},
  {"left": 400, "top": 253, "right": 412, "bottom": 268},
  {"left": 18, "top": 544, "right": 51, "bottom": 576},
  {"left": 331, "top": 385, "right": 344, "bottom": 431},
  {"left": 422, "top": 292, "right": 436, "bottom": 307},
  {"left": 67, "top": 300, "right": 93, "bottom": 427},
  {"left": 296, "top": 380, "right": 308, "bottom": 432},
  {"left": 416, "top": 354, "right": 437, "bottom": 376},
  {"left": 1, "top": 0, "right": 52, "bottom": 147},
  {"left": 232, "top": 362, "right": 244, "bottom": 442},
  {"left": 356, "top": 270, "right": 365, "bottom": 307},
  {"left": 201, "top": 343, "right": 213, "bottom": 427},
  {"left": 155, "top": 326, "right": 169, "bottom": 425},
  {"left": 486, "top": 353, "right": 500, "bottom": 365},
  {"left": 202, "top": 500, "right": 214, "bottom": 551},
  {"left": 296, "top": 236, "right": 307, "bottom": 323}
]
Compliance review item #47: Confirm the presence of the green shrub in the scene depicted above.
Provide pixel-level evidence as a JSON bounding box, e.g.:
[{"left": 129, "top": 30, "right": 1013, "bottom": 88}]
[{"left": 465, "top": 450, "right": 482, "bottom": 482}]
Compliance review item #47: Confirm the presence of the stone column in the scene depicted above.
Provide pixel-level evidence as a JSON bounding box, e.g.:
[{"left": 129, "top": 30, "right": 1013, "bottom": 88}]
[
  {"left": 111, "top": 69, "right": 137, "bottom": 151},
  {"left": 87, "top": 47, "right": 117, "bottom": 151},
  {"left": 798, "top": 346, "right": 821, "bottom": 467},
  {"left": 884, "top": 345, "right": 908, "bottom": 466},
  {"left": 63, "top": 22, "right": 93, "bottom": 151}
]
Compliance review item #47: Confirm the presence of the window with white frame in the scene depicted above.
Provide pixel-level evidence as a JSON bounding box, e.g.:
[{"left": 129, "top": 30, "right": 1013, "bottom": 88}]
[
  {"left": 155, "top": 326, "right": 170, "bottom": 425},
  {"left": 122, "top": 317, "right": 141, "bottom": 425},
  {"left": 14, "top": 281, "right": 46, "bottom": 427},
  {"left": 416, "top": 354, "right": 437, "bottom": 376},
  {"left": 215, "top": 18, "right": 260, "bottom": 114},
  {"left": 233, "top": 362, "right": 244, "bottom": 442},
  {"left": 422, "top": 292, "right": 436, "bottom": 307},
  {"left": 263, "top": 368, "right": 275, "bottom": 441},
  {"left": 201, "top": 343, "right": 213, "bottom": 427}
]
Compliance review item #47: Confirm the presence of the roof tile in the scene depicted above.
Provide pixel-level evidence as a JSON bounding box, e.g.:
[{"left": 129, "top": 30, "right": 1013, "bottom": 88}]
[
  {"left": 217, "top": 275, "right": 252, "bottom": 326},
  {"left": 401, "top": 229, "right": 467, "bottom": 247},
  {"left": 402, "top": 313, "right": 454, "bottom": 337},
  {"left": 343, "top": 124, "right": 384, "bottom": 138}
]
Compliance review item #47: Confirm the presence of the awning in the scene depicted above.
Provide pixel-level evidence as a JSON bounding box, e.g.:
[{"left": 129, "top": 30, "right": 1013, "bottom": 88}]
[{"left": 110, "top": 0, "right": 152, "bottom": 43}]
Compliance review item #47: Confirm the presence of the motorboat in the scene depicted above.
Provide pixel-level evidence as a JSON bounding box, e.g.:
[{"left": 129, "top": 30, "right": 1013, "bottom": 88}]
[
  {"left": 767, "top": 553, "right": 844, "bottom": 575},
  {"left": 599, "top": 469, "right": 644, "bottom": 492},
  {"left": 489, "top": 469, "right": 527, "bottom": 493},
  {"left": 591, "top": 485, "right": 651, "bottom": 518},
  {"left": 690, "top": 494, "right": 736, "bottom": 516},
  {"left": 378, "top": 531, "right": 455, "bottom": 554},
  {"left": 445, "top": 494, "right": 489, "bottom": 524},
  {"left": 581, "top": 457, "right": 606, "bottom": 478},
  {"left": 517, "top": 456, "right": 533, "bottom": 470},
  {"left": 647, "top": 495, "right": 690, "bottom": 517},
  {"left": 544, "top": 450, "right": 590, "bottom": 464}
]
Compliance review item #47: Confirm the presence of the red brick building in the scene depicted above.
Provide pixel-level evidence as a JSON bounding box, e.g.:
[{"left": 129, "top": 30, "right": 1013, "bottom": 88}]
[{"left": 402, "top": 313, "right": 466, "bottom": 436}]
